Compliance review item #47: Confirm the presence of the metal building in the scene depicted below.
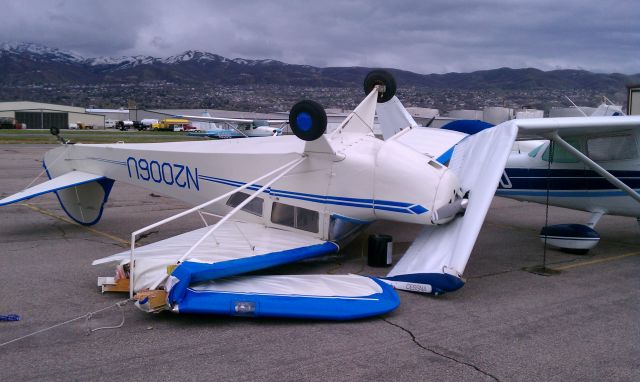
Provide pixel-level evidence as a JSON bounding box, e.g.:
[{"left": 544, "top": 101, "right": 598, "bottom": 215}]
[
  {"left": 514, "top": 108, "right": 544, "bottom": 119},
  {"left": 0, "top": 101, "right": 105, "bottom": 129},
  {"left": 446, "top": 109, "right": 484, "bottom": 120}
]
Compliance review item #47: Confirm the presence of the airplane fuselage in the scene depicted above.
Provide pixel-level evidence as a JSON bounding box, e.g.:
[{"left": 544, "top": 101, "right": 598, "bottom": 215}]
[
  {"left": 498, "top": 137, "right": 640, "bottom": 218},
  {"left": 43, "top": 133, "right": 461, "bottom": 241}
]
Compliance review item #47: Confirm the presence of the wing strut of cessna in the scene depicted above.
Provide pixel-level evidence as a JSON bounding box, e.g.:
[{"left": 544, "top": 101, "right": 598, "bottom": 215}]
[{"left": 1, "top": 70, "right": 639, "bottom": 320}]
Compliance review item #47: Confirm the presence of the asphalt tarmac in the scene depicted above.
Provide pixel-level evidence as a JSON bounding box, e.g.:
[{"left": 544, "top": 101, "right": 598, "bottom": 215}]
[{"left": 1, "top": 145, "right": 638, "bottom": 381}]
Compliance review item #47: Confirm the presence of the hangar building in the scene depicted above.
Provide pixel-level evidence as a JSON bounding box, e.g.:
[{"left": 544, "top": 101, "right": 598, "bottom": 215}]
[{"left": 0, "top": 101, "right": 105, "bottom": 129}]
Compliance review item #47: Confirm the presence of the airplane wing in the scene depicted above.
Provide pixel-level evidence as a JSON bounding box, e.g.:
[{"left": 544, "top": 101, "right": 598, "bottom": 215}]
[
  {"left": 164, "top": 274, "right": 398, "bottom": 320},
  {"left": 94, "top": 220, "right": 399, "bottom": 319},
  {"left": 93, "top": 221, "right": 339, "bottom": 291},
  {"left": 385, "top": 115, "right": 640, "bottom": 293},
  {"left": 179, "top": 114, "right": 288, "bottom": 124},
  {"left": 385, "top": 122, "right": 519, "bottom": 293},
  {"left": 515, "top": 116, "right": 640, "bottom": 139}
]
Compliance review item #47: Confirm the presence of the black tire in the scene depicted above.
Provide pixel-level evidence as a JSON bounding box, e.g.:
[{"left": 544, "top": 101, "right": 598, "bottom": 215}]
[
  {"left": 363, "top": 69, "right": 397, "bottom": 103},
  {"left": 49, "top": 126, "right": 60, "bottom": 136},
  {"left": 289, "top": 100, "right": 327, "bottom": 141}
]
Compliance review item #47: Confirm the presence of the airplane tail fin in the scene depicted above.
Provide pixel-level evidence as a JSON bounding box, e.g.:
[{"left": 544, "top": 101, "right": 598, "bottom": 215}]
[
  {"left": 384, "top": 122, "right": 518, "bottom": 294},
  {"left": 376, "top": 96, "right": 419, "bottom": 140}
]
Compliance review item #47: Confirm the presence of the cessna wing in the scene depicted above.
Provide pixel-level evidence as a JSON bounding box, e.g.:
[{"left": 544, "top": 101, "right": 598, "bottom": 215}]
[
  {"left": 178, "top": 114, "right": 288, "bottom": 125},
  {"left": 94, "top": 220, "right": 399, "bottom": 320},
  {"left": 385, "top": 120, "right": 518, "bottom": 293},
  {"left": 514, "top": 116, "right": 640, "bottom": 139},
  {"left": 93, "top": 221, "right": 339, "bottom": 292}
]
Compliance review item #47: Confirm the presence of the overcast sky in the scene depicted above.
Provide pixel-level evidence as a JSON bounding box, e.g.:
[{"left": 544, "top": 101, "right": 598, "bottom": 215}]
[{"left": 1, "top": 0, "right": 638, "bottom": 74}]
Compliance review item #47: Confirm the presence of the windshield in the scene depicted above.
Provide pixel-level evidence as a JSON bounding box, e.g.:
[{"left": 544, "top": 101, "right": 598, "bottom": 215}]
[
  {"left": 541, "top": 138, "right": 582, "bottom": 163},
  {"left": 528, "top": 143, "right": 545, "bottom": 158}
]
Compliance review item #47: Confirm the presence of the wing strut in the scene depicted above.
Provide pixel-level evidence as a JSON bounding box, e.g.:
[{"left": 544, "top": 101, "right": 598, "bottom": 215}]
[
  {"left": 128, "top": 156, "right": 306, "bottom": 298},
  {"left": 544, "top": 131, "right": 640, "bottom": 204}
]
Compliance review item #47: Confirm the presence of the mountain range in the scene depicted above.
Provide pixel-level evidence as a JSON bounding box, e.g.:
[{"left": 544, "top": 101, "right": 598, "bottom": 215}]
[{"left": 1, "top": 42, "right": 638, "bottom": 93}]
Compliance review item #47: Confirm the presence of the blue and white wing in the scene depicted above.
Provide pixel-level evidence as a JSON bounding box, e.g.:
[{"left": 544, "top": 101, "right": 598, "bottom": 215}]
[{"left": 94, "top": 221, "right": 399, "bottom": 319}]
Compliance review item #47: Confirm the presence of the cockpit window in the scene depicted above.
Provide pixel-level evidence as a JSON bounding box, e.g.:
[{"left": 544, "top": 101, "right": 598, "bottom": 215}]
[
  {"left": 587, "top": 134, "right": 638, "bottom": 161},
  {"left": 541, "top": 138, "right": 582, "bottom": 163},
  {"left": 226, "top": 192, "right": 263, "bottom": 216},
  {"left": 528, "top": 143, "right": 545, "bottom": 158},
  {"left": 271, "top": 202, "right": 319, "bottom": 233}
]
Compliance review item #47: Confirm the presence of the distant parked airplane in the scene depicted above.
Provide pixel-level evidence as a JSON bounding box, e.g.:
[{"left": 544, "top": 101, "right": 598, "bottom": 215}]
[{"left": 181, "top": 111, "right": 286, "bottom": 138}]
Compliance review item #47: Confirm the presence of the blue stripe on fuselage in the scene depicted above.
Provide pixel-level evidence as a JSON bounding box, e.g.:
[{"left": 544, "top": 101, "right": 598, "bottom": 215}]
[
  {"left": 500, "top": 168, "right": 640, "bottom": 192},
  {"left": 197, "top": 175, "right": 428, "bottom": 215}
]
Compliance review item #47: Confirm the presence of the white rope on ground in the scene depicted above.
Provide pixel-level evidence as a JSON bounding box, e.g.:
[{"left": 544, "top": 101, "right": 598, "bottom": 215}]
[
  {"left": 0, "top": 299, "right": 129, "bottom": 348},
  {"left": 86, "top": 300, "right": 127, "bottom": 334}
]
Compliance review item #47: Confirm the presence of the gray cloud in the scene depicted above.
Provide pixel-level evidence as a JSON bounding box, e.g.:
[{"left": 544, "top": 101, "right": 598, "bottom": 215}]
[{"left": 0, "top": 0, "right": 638, "bottom": 74}]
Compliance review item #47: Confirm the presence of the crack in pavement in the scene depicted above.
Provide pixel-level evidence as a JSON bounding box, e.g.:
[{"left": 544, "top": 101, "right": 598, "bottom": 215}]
[
  {"left": 381, "top": 318, "right": 500, "bottom": 381},
  {"left": 55, "top": 224, "right": 70, "bottom": 242},
  {"left": 82, "top": 237, "right": 128, "bottom": 249},
  {"left": 5, "top": 244, "right": 40, "bottom": 252}
]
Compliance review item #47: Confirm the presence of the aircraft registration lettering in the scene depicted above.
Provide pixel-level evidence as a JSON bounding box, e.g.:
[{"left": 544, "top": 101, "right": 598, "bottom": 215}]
[{"left": 127, "top": 157, "right": 199, "bottom": 190}]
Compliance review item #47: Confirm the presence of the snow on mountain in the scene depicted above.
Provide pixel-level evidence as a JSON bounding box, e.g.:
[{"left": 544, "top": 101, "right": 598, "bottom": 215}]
[
  {"left": 163, "top": 50, "right": 229, "bottom": 64},
  {"left": 86, "top": 55, "right": 158, "bottom": 68},
  {"left": 1, "top": 42, "right": 284, "bottom": 69},
  {"left": 0, "top": 42, "right": 85, "bottom": 63}
]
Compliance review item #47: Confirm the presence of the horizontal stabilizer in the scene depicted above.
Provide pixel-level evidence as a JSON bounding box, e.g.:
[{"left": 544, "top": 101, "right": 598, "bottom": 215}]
[
  {"left": 385, "top": 123, "right": 518, "bottom": 294},
  {"left": 164, "top": 274, "right": 399, "bottom": 320},
  {"left": 0, "top": 171, "right": 104, "bottom": 206}
]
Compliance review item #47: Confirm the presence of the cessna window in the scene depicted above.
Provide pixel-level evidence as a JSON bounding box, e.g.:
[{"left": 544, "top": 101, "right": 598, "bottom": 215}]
[
  {"left": 587, "top": 134, "right": 638, "bottom": 161},
  {"left": 226, "top": 192, "right": 264, "bottom": 216},
  {"left": 541, "top": 138, "right": 582, "bottom": 163},
  {"left": 271, "top": 202, "right": 319, "bottom": 233},
  {"left": 527, "top": 143, "right": 545, "bottom": 158}
]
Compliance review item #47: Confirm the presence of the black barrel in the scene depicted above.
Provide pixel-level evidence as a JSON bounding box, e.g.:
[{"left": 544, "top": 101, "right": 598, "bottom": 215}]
[{"left": 368, "top": 234, "right": 393, "bottom": 267}]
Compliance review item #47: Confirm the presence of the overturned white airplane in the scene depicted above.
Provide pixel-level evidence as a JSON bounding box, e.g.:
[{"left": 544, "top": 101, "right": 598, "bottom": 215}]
[{"left": 2, "top": 70, "right": 637, "bottom": 320}]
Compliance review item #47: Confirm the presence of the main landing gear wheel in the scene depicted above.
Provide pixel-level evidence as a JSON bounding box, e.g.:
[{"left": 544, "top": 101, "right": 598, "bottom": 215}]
[
  {"left": 289, "top": 100, "right": 327, "bottom": 141},
  {"left": 363, "top": 69, "right": 397, "bottom": 103}
]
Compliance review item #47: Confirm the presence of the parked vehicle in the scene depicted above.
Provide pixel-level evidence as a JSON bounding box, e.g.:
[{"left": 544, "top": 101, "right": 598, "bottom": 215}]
[
  {"left": 0, "top": 117, "right": 19, "bottom": 129},
  {"left": 141, "top": 119, "right": 158, "bottom": 129},
  {"left": 153, "top": 118, "right": 194, "bottom": 131},
  {"left": 116, "top": 120, "right": 134, "bottom": 131}
]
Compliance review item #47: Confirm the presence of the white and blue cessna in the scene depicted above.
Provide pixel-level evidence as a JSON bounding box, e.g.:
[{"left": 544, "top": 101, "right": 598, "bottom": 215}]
[
  {"left": 377, "top": 89, "right": 640, "bottom": 254},
  {"left": 4, "top": 70, "right": 636, "bottom": 320}
]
